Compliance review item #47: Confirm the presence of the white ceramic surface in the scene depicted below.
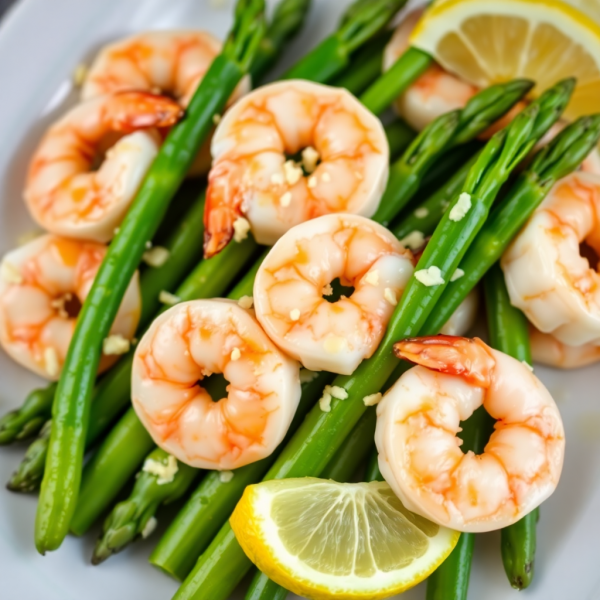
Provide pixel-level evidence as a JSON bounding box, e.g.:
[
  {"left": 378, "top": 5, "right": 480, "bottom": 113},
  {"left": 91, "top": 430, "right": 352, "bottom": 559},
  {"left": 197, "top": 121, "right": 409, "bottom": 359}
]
[{"left": 0, "top": 1, "right": 599, "bottom": 599}]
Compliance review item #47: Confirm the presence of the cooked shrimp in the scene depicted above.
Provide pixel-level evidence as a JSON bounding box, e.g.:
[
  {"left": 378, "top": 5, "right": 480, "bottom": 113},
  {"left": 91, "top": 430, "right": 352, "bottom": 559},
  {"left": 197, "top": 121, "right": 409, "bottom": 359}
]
[
  {"left": 82, "top": 30, "right": 249, "bottom": 108},
  {"left": 375, "top": 335, "right": 564, "bottom": 533},
  {"left": 253, "top": 214, "right": 414, "bottom": 375},
  {"left": 81, "top": 31, "right": 250, "bottom": 175},
  {"left": 25, "top": 91, "right": 182, "bottom": 243},
  {"left": 203, "top": 80, "right": 390, "bottom": 257},
  {"left": 501, "top": 172, "right": 600, "bottom": 347},
  {"left": 383, "top": 9, "right": 478, "bottom": 132},
  {"left": 0, "top": 234, "right": 140, "bottom": 379},
  {"left": 131, "top": 299, "right": 301, "bottom": 470},
  {"left": 530, "top": 327, "right": 600, "bottom": 369}
]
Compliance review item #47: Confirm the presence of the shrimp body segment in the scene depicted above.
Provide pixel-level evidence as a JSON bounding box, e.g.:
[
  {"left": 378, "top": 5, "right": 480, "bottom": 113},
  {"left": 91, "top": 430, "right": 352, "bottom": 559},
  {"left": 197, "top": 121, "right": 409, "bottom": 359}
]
[
  {"left": 82, "top": 30, "right": 249, "bottom": 108},
  {"left": 375, "top": 335, "right": 565, "bottom": 533},
  {"left": 204, "top": 80, "right": 390, "bottom": 257},
  {"left": 501, "top": 172, "right": 600, "bottom": 347},
  {"left": 530, "top": 327, "right": 600, "bottom": 369},
  {"left": 131, "top": 299, "right": 302, "bottom": 471},
  {"left": 383, "top": 10, "right": 478, "bottom": 132},
  {"left": 0, "top": 235, "right": 140, "bottom": 379},
  {"left": 25, "top": 92, "right": 183, "bottom": 242},
  {"left": 253, "top": 214, "right": 414, "bottom": 375},
  {"left": 81, "top": 31, "right": 251, "bottom": 177}
]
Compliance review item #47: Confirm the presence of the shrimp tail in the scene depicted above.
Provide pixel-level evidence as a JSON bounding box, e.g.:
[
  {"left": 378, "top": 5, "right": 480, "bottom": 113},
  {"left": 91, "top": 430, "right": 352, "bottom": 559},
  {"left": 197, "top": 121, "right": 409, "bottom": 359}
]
[
  {"left": 105, "top": 91, "right": 184, "bottom": 132},
  {"left": 393, "top": 335, "right": 495, "bottom": 387},
  {"left": 204, "top": 162, "right": 246, "bottom": 258}
]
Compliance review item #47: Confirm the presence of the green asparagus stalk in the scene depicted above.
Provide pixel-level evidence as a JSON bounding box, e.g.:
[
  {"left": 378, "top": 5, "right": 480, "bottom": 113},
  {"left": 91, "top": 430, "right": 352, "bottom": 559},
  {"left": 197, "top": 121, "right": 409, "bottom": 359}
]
[
  {"left": 172, "top": 81, "right": 572, "bottom": 600},
  {"left": 371, "top": 78, "right": 534, "bottom": 226},
  {"left": 391, "top": 151, "right": 478, "bottom": 242},
  {"left": 483, "top": 264, "right": 538, "bottom": 590},
  {"left": 6, "top": 420, "right": 52, "bottom": 493},
  {"left": 64, "top": 108, "right": 413, "bottom": 538},
  {"left": 69, "top": 242, "right": 261, "bottom": 537},
  {"left": 0, "top": 384, "right": 56, "bottom": 445},
  {"left": 331, "top": 30, "right": 392, "bottom": 95},
  {"left": 250, "top": 0, "right": 312, "bottom": 83},
  {"left": 92, "top": 448, "right": 199, "bottom": 565},
  {"left": 421, "top": 109, "right": 600, "bottom": 336},
  {"left": 35, "top": 0, "right": 266, "bottom": 555},
  {"left": 244, "top": 409, "right": 377, "bottom": 600},
  {"left": 284, "top": 0, "right": 407, "bottom": 82}
]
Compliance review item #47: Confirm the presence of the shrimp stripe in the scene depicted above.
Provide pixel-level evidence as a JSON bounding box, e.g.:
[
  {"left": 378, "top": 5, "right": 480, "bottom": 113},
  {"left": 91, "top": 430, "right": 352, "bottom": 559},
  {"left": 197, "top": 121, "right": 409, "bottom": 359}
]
[
  {"left": 35, "top": 0, "right": 267, "bottom": 554},
  {"left": 172, "top": 81, "right": 573, "bottom": 600},
  {"left": 422, "top": 114, "right": 600, "bottom": 337},
  {"left": 70, "top": 237, "right": 259, "bottom": 537},
  {"left": 283, "top": 0, "right": 408, "bottom": 83},
  {"left": 484, "top": 264, "right": 537, "bottom": 590},
  {"left": 245, "top": 408, "right": 378, "bottom": 600}
]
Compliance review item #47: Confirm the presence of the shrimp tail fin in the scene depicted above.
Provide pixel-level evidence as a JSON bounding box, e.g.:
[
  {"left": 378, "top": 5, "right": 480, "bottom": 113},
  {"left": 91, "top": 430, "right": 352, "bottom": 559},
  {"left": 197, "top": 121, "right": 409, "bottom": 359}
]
[
  {"left": 393, "top": 335, "right": 495, "bottom": 387},
  {"left": 204, "top": 162, "right": 246, "bottom": 259},
  {"left": 106, "top": 91, "right": 184, "bottom": 132}
]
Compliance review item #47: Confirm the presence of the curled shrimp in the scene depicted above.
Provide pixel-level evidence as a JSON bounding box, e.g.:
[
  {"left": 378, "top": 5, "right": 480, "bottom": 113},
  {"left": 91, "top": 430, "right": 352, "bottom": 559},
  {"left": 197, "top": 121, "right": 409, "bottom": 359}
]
[
  {"left": 0, "top": 234, "right": 140, "bottom": 379},
  {"left": 501, "top": 172, "right": 600, "bottom": 346},
  {"left": 81, "top": 30, "right": 250, "bottom": 175},
  {"left": 375, "top": 335, "right": 564, "bottom": 533},
  {"left": 530, "top": 327, "right": 600, "bottom": 369},
  {"left": 253, "top": 214, "right": 414, "bottom": 375},
  {"left": 203, "top": 80, "right": 390, "bottom": 257},
  {"left": 131, "top": 299, "right": 301, "bottom": 470},
  {"left": 25, "top": 91, "right": 182, "bottom": 242},
  {"left": 82, "top": 30, "right": 249, "bottom": 108}
]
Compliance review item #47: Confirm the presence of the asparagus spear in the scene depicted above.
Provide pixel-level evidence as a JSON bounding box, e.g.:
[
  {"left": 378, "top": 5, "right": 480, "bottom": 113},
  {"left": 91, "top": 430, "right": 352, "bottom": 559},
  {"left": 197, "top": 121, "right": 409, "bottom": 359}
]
[
  {"left": 92, "top": 448, "right": 199, "bottom": 565},
  {"left": 0, "top": 384, "right": 56, "bottom": 445},
  {"left": 249, "top": 0, "right": 312, "bottom": 83},
  {"left": 284, "top": 0, "right": 408, "bottom": 82},
  {"left": 425, "top": 108, "right": 600, "bottom": 600},
  {"left": 35, "top": 0, "right": 266, "bottom": 555},
  {"left": 171, "top": 80, "right": 572, "bottom": 600},
  {"left": 69, "top": 244, "right": 261, "bottom": 537},
  {"left": 371, "top": 78, "right": 534, "bottom": 226}
]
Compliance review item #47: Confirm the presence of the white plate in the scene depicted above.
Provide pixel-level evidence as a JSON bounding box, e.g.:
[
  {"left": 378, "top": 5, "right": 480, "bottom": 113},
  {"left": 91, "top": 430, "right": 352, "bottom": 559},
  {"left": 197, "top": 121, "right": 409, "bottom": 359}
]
[{"left": 0, "top": 1, "right": 599, "bottom": 599}]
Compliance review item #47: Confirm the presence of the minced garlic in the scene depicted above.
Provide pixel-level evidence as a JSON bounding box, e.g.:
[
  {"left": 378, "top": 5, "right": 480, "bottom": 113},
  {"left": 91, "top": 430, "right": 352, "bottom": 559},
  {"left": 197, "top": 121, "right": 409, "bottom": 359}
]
[
  {"left": 414, "top": 266, "right": 445, "bottom": 287},
  {"left": 238, "top": 295, "right": 254, "bottom": 309},
  {"left": 363, "top": 392, "right": 383, "bottom": 406},
  {"left": 102, "top": 334, "right": 130, "bottom": 356},
  {"left": 143, "top": 454, "right": 179, "bottom": 485},
  {"left": 400, "top": 230, "right": 425, "bottom": 251},
  {"left": 233, "top": 217, "right": 251, "bottom": 243},
  {"left": 143, "top": 246, "right": 170, "bottom": 268},
  {"left": 449, "top": 193, "right": 472, "bottom": 222},
  {"left": 159, "top": 290, "right": 181, "bottom": 306}
]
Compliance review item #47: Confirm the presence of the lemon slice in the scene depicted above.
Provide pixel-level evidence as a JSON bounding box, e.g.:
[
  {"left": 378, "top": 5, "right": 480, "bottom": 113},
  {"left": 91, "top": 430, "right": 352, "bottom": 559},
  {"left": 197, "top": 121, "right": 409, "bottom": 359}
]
[
  {"left": 410, "top": 0, "right": 600, "bottom": 119},
  {"left": 230, "top": 478, "right": 459, "bottom": 600}
]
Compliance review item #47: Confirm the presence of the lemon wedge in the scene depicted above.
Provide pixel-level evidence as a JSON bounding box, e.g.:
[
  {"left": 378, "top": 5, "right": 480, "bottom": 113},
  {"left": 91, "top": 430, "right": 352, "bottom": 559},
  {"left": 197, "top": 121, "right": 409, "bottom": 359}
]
[
  {"left": 230, "top": 478, "right": 459, "bottom": 600},
  {"left": 410, "top": 0, "right": 600, "bottom": 119}
]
